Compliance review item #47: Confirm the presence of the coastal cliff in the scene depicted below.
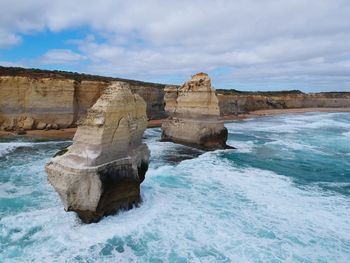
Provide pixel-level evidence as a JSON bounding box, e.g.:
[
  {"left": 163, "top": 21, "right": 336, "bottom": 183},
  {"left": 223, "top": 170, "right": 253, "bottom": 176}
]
[
  {"left": 217, "top": 90, "right": 350, "bottom": 116},
  {"left": 0, "top": 67, "right": 165, "bottom": 131},
  {"left": 1, "top": 66, "right": 349, "bottom": 131}
]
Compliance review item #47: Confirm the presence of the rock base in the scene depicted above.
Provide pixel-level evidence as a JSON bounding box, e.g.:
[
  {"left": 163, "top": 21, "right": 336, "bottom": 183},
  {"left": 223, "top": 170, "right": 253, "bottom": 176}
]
[
  {"left": 161, "top": 118, "right": 234, "bottom": 150},
  {"left": 46, "top": 144, "right": 149, "bottom": 223},
  {"left": 45, "top": 83, "right": 151, "bottom": 223}
]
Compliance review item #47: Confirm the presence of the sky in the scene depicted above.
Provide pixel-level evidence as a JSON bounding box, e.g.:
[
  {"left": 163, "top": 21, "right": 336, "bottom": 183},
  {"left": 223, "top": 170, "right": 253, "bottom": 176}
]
[{"left": 0, "top": 0, "right": 350, "bottom": 92}]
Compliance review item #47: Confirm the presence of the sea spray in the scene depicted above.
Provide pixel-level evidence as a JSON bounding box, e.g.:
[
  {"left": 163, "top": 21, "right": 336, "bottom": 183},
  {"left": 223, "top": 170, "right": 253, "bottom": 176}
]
[{"left": 1, "top": 112, "right": 350, "bottom": 262}]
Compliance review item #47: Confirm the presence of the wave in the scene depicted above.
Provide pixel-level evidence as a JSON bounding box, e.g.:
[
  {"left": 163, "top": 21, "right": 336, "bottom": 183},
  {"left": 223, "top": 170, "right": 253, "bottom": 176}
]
[
  {"left": 342, "top": 131, "right": 350, "bottom": 138},
  {"left": 226, "top": 112, "right": 350, "bottom": 135},
  {"left": 3, "top": 153, "right": 349, "bottom": 262},
  {"left": 0, "top": 142, "right": 36, "bottom": 157},
  {"left": 1, "top": 112, "right": 350, "bottom": 262},
  {"left": 265, "top": 139, "right": 326, "bottom": 154},
  {"left": 0, "top": 140, "right": 71, "bottom": 158},
  {"left": 227, "top": 140, "right": 255, "bottom": 153}
]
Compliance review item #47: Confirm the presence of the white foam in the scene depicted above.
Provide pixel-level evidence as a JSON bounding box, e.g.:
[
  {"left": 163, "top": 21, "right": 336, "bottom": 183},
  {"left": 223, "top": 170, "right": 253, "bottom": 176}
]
[
  {"left": 0, "top": 142, "right": 31, "bottom": 157},
  {"left": 3, "top": 151, "right": 348, "bottom": 262},
  {"left": 2, "top": 113, "right": 350, "bottom": 262},
  {"left": 342, "top": 131, "right": 350, "bottom": 138},
  {"left": 226, "top": 112, "right": 350, "bottom": 135},
  {"left": 228, "top": 140, "right": 255, "bottom": 153},
  {"left": 0, "top": 182, "right": 34, "bottom": 198},
  {"left": 265, "top": 139, "right": 326, "bottom": 154},
  {"left": 0, "top": 141, "right": 71, "bottom": 158}
]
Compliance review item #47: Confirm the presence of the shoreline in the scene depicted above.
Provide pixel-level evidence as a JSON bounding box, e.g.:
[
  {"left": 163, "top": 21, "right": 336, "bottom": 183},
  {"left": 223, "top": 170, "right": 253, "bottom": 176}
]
[
  {"left": 1, "top": 107, "right": 349, "bottom": 139},
  {"left": 220, "top": 107, "right": 350, "bottom": 121}
]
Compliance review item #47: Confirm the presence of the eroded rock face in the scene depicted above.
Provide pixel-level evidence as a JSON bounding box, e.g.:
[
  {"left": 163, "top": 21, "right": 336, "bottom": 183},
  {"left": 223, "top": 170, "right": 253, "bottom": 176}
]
[
  {"left": 0, "top": 70, "right": 166, "bottom": 131},
  {"left": 162, "top": 73, "right": 231, "bottom": 150},
  {"left": 45, "top": 82, "right": 150, "bottom": 223},
  {"left": 0, "top": 76, "right": 75, "bottom": 130}
]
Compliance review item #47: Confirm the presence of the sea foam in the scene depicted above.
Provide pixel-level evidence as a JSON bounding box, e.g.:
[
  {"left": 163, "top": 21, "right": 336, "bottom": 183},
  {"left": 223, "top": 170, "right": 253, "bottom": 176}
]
[{"left": 1, "top": 112, "right": 350, "bottom": 262}]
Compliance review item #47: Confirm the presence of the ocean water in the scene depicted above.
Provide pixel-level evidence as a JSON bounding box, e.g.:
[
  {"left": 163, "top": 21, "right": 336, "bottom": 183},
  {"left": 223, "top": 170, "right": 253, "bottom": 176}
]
[{"left": 1, "top": 112, "right": 350, "bottom": 262}]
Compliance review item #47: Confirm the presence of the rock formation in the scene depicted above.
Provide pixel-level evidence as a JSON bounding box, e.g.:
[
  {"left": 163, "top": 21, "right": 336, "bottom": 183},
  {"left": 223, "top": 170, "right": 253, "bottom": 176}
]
[
  {"left": 45, "top": 82, "right": 150, "bottom": 223},
  {"left": 161, "top": 73, "right": 231, "bottom": 150},
  {"left": 163, "top": 85, "right": 179, "bottom": 113},
  {"left": 0, "top": 66, "right": 165, "bottom": 131},
  {"left": 217, "top": 90, "right": 350, "bottom": 115},
  {"left": 1, "top": 66, "right": 350, "bottom": 132}
]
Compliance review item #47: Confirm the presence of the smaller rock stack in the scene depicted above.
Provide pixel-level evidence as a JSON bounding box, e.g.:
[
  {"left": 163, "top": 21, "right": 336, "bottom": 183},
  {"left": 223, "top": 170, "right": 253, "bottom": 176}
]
[
  {"left": 161, "top": 73, "right": 232, "bottom": 150},
  {"left": 46, "top": 82, "right": 150, "bottom": 223}
]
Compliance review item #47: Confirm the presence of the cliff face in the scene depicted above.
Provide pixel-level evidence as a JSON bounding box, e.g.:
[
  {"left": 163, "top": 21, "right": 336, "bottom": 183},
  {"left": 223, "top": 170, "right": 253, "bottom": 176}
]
[
  {"left": 0, "top": 76, "right": 76, "bottom": 129},
  {"left": 217, "top": 91, "right": 350, "bottom": 115},
  {"left": 0, "top": 67, "right": 165, "bottom": 130},
  {"left": 0, "top": 66, "right": 349, "bottom": 131}
]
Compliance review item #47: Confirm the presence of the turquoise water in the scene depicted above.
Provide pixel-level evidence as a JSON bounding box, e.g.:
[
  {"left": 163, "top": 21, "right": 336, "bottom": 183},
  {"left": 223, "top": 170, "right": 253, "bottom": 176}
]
[{"left": 1, "top": 112, "right": 350, "bottom": 262}]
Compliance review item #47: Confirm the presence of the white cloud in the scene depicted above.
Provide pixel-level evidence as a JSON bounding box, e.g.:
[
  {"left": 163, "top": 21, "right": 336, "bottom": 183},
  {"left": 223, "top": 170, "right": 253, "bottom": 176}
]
[
  {"left": 0, "top": 60, "right": 24, "bottom": 67},
  {"left": 40, "top": 49, "right": 86, "bottom": 64},
  {"left": 0, "top": 30, "right": 21, "bottom": 48},
  {"left": 0, "top": 0, "right": 350, "bottom": 90}
]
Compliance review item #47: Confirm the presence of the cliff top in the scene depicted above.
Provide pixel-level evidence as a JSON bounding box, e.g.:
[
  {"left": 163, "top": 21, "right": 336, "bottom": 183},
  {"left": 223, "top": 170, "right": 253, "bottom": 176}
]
[
  {"left": 216, "top": 89, "right": 305, "bottom": 96},
  {"left": 1, "top": 66, "right": 348, "bottom": 97},
  {"left": 0, "top": 66, "right": 166, "bottom": 89},
  {"left": 216, "top": 89, "right": 350, "bottom": 97}
]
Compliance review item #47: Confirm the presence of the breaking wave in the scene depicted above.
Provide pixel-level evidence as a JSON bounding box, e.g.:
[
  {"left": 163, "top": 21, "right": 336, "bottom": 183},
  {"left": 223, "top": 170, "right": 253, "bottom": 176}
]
[{"left": 1, "top": 112, "right": 350, "bottom": 262}]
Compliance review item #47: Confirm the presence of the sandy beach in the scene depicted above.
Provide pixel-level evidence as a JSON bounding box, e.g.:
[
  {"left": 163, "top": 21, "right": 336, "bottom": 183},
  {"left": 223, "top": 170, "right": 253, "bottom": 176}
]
[{"left": 1, "top": 107, "right": 349, "bottom": 139}]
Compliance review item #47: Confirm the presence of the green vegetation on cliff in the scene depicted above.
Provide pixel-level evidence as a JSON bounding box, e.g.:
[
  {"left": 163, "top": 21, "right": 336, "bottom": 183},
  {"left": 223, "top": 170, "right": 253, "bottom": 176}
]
[{"left": 0, "top": 66, "right": 166, "bottom": 89}]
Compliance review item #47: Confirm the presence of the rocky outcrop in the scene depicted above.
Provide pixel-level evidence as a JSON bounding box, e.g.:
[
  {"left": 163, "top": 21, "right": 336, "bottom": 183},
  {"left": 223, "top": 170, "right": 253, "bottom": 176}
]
[
  {"left": 45, "top": 82, "right": 150, "bottom": 223},
  {"left": 162, "top": 73, "right": 231, "bottom": 150},
  {"left": 163, "top": 85, "right": 178, "bottom": 113},
  {"left": 0, "top": 66, "right": 166, "bottom": 131},
  {"left": 1, "top": 66, "right": 350, "bottom": 132}
]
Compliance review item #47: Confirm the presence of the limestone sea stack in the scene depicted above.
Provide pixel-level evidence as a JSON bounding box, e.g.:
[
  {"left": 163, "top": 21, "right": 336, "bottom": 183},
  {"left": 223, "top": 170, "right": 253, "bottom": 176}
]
[
  {"left": 45, "top": 82, "right": 150, "bottom": 223},
  {"left": 161, "top": 73, "right": 232, "bottom": 150}
]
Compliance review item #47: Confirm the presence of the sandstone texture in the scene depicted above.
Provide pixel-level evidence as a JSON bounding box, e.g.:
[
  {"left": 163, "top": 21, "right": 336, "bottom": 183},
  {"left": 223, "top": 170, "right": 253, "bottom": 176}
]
[
  {"left": 1, "top": 66, "right": 350, "bottom": 132},
  {"left": 162, "top": 73, "right": 230, "bottom": 150},
  {"left": 217, "top": 90, "right": 350, "bottom": 116},
  {"left": 45, "top": 82, "right": 150, "bottom": 223},
  {"left": 0, "top": 76, "right": 75, "bottom": 130},
  {"left": 163, "top": 85, "right": 178, "bottom": 113},
  {"left": 0, "top": 66, "right": 165, "bottom": 131}
]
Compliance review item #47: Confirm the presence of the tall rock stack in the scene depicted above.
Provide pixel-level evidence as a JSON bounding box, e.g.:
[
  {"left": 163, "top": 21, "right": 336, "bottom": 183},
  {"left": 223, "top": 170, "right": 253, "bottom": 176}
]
[
  {"left": 46, "top": 82, "right": 150, "bottom": 223},
  {"left": 162, "top": 73, "right": 232, "bottom": 150},
  {"left": 163, "top": 85, "right": 179, "bottom": 113}
]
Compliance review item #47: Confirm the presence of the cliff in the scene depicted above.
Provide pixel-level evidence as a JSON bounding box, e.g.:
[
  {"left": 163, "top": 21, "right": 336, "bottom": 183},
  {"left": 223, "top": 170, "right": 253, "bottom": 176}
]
[
  {"left": 0, "top": 66, "right": 349, "bottom": 131},
  {"left": 217, "top": 90, "right": 350, "bottom": 115},
  {"left": 0, "top": 66, "right": 166, "bottom": 131}
]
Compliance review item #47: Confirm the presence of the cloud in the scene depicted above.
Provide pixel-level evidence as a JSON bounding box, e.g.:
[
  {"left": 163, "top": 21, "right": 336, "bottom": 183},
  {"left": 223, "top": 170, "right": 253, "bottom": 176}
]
[
  {"left": 0, "top": 30, "right": 21, "bottom": 48},
  {"left": 40, "top": 49, "right": 86, "bottom": 65},
  {"left": 0, "top": 60, "right": 24, "bottom": 67},
  {"left": 0, "top": 0, "right": 350, "bottom": 90}
]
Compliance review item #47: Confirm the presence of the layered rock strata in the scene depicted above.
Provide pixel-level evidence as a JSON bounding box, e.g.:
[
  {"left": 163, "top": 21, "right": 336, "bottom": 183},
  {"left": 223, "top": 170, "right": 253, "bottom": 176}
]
[
  {"left": 0, "top": 67, "right": 166, "bottom": 131},
  {"left": 217, "top": 91, "right": 350, "bottom": 116},
  {"left": 1, "top": 66, "right": 350, "bottom": 132},
  {"left": 45, "top": 82, "right": 150, "bottom": 223},
  {"left": 161, "top": 73, "right": 231, "bottom": 150}
]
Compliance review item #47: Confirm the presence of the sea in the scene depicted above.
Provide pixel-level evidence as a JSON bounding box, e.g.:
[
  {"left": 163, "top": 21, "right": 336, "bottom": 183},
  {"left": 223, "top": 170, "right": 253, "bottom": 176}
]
[{"left": 0, "top": 112, "right": 349, "bottom": 262}]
